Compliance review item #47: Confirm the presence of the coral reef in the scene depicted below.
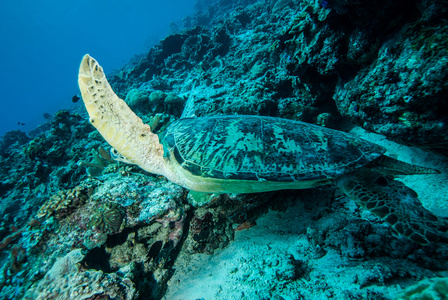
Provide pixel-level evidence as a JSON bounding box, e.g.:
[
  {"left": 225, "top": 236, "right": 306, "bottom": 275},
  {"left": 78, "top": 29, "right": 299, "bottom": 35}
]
[
  {"left": 36, "top": 185, "right": 91, "bottom": 219},
  {"left": 334, "top": 20, "right": 448, "bottom": 151},
  {"left": 125, "top": 88, "right": 150, "bottom": 109},
  {"left": 23, "top": 249, "right": 137, "bottom": 300},
  {"left": 0, "top": 130, "right": 29, "bottom": 158},
  {"left": 0, "top": 109, "right": 94, "bottom": 233},
  {"left": 87, "top": 202, "right": 125, "bottom": 234},
  {"left": 77, "top": 145, "right": 114, "bottom": 177},
  {"left": 1, "top": 0, "right": 448, "bottom": 299},
  {"left": 185, "top": 206, "right": 234, "bottom": 254},
  {"left": 109, "top": 0, "right": 448, "bottom": 154}
]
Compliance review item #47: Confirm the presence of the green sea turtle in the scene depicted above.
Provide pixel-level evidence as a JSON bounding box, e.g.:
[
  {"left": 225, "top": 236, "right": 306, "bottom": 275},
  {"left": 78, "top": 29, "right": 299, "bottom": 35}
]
[{"left": 78, "top": 54, "right": 447, "bottom": 245}]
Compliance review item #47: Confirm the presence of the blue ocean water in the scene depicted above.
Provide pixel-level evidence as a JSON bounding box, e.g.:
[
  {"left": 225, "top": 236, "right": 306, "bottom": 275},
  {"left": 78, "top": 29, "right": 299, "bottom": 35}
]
[{"left": 0, "top": 0, "right": 195, "bottom": 138}]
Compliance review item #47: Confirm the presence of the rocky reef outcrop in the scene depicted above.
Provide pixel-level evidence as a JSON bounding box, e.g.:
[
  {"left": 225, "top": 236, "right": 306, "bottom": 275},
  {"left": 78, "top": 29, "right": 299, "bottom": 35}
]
[{"left": 109, "top": 0, "right": 448, "bottom": 153}]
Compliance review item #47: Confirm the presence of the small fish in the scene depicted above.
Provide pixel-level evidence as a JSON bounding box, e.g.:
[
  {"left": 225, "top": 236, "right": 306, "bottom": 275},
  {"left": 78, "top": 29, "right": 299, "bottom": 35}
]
[
  {"left": 234, "top": 220, "right": 257, "bottom": 231},
  {"left": 72, "top": 95, "right": 81, "bottom": 103},
  {"left": 17, "top": 122, "right": 25, "bottom": 125}
]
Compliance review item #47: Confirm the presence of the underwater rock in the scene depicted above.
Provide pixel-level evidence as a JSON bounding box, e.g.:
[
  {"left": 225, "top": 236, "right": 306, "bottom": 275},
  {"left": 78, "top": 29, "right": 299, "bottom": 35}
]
[
  {"left": 161, "top": 33, "right": 189, "bottom": 58},
  {"left": 185, "top": 206, "right": 234, "bottom": 254},
  {"left": 138, "top": 183, "right": 186, "bottom": 223},
  {"left": 334, "top": 18, "right": 448, "bottom": 152},
  {"left": 82, "top": 229, "right": 109, "bottom": 250},
  {"left": 23, "top": 249, "right": 137, "bottom": 300},
  {"left": 125, "top": 88, "right": 150, "bottom": 109}
]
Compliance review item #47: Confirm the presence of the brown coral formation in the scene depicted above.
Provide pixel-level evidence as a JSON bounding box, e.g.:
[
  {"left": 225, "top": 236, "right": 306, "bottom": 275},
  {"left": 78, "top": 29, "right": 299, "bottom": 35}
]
[
  {"left": 156, "top": 207, "right": 187, "bottom": 249},
  {"left": 0, "top": 226, "right": 23, "bottom": 250},
  {"left": 36, "top": 185, "right": 91, "bottom": 219},
  {"left": 87, "top": 202, "right": 125, "bottom": 234},
  {"left": 185, "top": 207, "right": 234, "bottom": 254}
]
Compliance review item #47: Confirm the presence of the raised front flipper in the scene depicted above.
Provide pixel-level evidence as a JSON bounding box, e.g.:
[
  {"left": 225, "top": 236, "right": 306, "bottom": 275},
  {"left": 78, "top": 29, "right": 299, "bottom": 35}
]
[
  {"left": 337, "top": 171, "right": 448, "bottom": 245},
  {"left": 78, "top": 54, "right": 165, "bottom": 175}
]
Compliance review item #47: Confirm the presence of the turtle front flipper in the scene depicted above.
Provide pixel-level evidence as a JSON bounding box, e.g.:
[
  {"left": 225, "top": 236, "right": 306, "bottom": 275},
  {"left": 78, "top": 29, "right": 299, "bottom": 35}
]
[
  {"left": 78, "top": 55, "right": 165, "bottom": 175},
  {"left": 336, "top": 171, "right": 448, "bottom": 245}
]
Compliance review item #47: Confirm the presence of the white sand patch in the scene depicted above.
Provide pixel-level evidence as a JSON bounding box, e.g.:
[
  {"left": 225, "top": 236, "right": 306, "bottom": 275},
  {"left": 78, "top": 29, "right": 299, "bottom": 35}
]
[{"left": 164, "top": 196, "right": 403, "bottom": 300}]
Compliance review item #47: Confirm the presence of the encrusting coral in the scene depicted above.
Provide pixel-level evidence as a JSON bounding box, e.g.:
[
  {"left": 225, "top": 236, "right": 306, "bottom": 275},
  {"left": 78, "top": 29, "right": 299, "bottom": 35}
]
[
  {"left": 23, "top": 249, "right": 137, "bottom": 299},
  {"left": 36, "top": 185, "right": 91, "bottom": 219}
]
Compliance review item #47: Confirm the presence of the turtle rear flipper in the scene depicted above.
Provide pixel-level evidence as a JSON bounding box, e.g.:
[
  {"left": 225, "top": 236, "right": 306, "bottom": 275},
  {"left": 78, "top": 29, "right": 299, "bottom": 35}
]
[
  {"left": 337, "top": 171, "right": 448, "bottom": 245},
  {"left": 367, "top": 155, "right": 441, "bottom": 176}
]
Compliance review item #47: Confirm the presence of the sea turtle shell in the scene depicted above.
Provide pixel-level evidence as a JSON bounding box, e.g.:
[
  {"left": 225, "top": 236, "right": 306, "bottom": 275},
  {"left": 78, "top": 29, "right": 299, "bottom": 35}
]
[{"left": 161, "top": 115, "right": 385, "bottom": 182}]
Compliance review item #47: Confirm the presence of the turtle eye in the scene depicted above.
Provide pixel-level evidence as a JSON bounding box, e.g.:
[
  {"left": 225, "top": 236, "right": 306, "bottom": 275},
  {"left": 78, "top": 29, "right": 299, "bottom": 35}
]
[{"left": 375, "top": 176, "right": 389, "bottom": 187}]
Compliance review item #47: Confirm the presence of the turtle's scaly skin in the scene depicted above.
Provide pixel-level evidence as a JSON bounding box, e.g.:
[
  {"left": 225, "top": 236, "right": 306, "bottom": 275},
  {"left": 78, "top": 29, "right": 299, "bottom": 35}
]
[{"left": 337, "top": 172, "right": 444, "bottom": 244}]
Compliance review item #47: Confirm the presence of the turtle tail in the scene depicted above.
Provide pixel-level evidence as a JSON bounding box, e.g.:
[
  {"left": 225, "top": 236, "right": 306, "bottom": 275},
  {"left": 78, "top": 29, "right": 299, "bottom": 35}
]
[{"left": 336, "top": 170, "right": 448, "bottom": 245}]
